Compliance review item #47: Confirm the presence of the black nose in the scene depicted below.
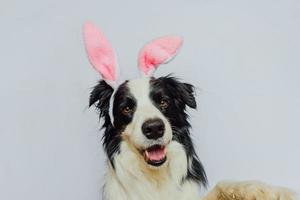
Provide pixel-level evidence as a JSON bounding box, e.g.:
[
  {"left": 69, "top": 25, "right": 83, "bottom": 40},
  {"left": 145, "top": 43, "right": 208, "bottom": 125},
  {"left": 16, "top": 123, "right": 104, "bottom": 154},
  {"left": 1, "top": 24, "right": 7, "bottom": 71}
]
[{"left": 142, "top": 118, "right": 165, "bottom": 140}]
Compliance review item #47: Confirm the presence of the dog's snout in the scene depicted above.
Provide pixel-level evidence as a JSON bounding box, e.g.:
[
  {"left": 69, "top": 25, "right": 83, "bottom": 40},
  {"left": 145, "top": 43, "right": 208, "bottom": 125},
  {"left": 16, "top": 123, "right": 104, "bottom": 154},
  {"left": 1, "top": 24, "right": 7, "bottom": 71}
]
[{"left": 142, "top": 118, "right": 165, "bottom": 140}]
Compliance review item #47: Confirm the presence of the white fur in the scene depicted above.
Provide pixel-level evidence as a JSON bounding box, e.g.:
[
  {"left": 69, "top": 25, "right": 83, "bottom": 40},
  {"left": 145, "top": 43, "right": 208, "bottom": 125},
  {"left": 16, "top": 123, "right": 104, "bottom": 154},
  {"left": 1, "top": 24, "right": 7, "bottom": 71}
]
[{"left": 103, "top": 141, "right": 200, "bottom": 200}]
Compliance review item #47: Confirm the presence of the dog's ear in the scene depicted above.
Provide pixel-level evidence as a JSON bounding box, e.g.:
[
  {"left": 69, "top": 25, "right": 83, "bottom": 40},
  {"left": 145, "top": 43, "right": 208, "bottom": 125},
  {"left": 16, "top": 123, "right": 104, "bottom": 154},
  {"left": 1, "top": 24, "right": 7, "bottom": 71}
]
[
  {"left": 178, "top": 82, "right": 197, "bottom": 109},
  {"left": 89, "top": 80, "right": 114, "bottom": 118},
  {"left": 159, "top": 76, "right": 197, "bottom": 109}
]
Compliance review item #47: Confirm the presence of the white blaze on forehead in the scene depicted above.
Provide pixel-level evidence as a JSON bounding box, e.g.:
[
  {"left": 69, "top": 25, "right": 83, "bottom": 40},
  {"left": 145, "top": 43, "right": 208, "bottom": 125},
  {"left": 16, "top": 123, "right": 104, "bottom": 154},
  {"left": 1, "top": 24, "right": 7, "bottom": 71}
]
[
  {"left": 127, "top": 77, "right": 152, "bottom": 105},
  {"left": 127, "top": 77, "right": 165, "bottom": 122},
  {"left": 124, "top": 77, "right": 172, "bottom": 149},
  {"left": 127, "top": 77, "right": 163, "bottom": 126},
  {"left": 110, "top": 77, "right": 153, "bottom": 125}
]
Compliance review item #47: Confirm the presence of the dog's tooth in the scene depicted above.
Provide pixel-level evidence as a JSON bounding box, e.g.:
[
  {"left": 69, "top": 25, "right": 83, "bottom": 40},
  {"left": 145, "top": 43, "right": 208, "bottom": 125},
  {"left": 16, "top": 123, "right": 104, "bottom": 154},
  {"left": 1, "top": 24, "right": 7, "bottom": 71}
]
[{"left": 145, "top": 150, "right": 149, "bottom": 159}]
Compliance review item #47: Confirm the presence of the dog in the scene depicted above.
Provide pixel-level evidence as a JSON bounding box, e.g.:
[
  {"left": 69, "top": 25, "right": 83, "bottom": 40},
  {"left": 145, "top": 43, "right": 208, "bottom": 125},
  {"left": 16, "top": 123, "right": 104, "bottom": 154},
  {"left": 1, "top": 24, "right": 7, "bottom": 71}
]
[{"left": 83, "top": 22, "right": 299, "bottom": 200}]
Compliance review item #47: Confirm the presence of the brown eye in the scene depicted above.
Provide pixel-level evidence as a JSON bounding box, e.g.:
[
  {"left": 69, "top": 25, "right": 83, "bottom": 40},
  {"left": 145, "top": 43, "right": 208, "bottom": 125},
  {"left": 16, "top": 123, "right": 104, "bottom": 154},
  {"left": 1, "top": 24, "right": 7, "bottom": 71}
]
[
  {"left": 122, "top": 106, "right": 132, "bottom": 114},
  {"left": 159, "top": 99, "right": 169, "bottom": 109}
]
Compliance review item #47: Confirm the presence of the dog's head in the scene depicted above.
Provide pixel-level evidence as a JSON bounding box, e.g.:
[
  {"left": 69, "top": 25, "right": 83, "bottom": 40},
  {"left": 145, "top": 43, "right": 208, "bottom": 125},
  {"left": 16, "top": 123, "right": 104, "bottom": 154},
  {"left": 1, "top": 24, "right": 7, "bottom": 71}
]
[
  {"left": 90, "top": 76, "right": 196, "bottom": 167},
  {"left": 84, "top": 22, "right": 207, "bottom": 185}
]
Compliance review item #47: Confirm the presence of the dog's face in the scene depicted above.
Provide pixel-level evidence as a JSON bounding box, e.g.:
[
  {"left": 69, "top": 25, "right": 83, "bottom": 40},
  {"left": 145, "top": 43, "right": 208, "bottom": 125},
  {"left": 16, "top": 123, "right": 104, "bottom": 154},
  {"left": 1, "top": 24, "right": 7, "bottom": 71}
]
[
  {"left": 113, "top": 78, "right": 172, "bottom": 166},
  {"left": 90, "top": 76, "right": 197, "bottom": 168}
]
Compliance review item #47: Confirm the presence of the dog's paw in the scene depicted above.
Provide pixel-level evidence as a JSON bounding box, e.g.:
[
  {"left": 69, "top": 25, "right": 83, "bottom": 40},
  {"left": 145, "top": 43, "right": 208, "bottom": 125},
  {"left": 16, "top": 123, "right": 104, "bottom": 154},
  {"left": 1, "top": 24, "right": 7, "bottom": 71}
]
[{"left": 203, "top": 181, "right": 298, "bottom": 200}]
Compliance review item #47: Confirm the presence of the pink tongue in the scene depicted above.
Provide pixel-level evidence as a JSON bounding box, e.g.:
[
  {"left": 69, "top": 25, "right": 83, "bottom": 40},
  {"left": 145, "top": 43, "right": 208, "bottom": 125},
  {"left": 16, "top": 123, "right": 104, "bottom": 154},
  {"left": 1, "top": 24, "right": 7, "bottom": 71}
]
[{"left": 147, "top": 148, "right": 165, "bottom": 161}]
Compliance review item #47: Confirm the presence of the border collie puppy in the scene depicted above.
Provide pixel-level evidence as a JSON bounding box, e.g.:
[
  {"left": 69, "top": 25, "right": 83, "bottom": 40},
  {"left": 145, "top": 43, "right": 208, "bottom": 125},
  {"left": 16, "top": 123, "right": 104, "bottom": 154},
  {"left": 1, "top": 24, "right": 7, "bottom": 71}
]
[
  {"left": 90, "top": 76, "right": 206, "bottom": 199},
  {"left": 83, "top": 22, "right": 299, "bottom": 200}
]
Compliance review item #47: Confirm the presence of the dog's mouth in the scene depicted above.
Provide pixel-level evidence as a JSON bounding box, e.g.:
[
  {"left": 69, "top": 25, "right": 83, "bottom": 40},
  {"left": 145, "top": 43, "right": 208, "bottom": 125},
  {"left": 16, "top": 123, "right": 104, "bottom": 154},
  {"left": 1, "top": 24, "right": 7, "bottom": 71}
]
[{"left": 142, "top": 145, "right": 167, "bottom": 167}]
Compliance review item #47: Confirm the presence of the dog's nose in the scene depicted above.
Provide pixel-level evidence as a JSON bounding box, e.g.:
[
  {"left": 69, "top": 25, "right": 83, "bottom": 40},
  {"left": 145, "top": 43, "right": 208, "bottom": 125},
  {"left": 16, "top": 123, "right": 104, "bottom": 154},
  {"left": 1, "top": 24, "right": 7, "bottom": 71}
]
[{"left": 142, "top": 118, "right": 165, "bottom": 140}]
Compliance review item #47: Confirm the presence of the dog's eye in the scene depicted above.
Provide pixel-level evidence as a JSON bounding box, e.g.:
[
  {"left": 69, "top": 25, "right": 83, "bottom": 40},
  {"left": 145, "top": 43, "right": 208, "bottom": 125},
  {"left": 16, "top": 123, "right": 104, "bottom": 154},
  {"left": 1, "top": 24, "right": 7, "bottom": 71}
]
[
  {"left": 159, "top": 99, "right": 169, "bottom": 109},
  {"left": 122, "top": 106, "right": 132, "bottom": 115}
]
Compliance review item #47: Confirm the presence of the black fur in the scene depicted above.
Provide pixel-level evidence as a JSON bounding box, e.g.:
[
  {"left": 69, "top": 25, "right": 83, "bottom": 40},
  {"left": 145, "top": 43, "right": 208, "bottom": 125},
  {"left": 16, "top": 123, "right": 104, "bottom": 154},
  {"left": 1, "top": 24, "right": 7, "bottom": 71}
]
[
  {"left": 89, "top": 76, "right": 207, "bottom": 186},
  {"left": 89, "top": 81, "right": 137, "bottom": 168},
  {"left": 112, "top": 81, "right": 136, "bottom": 130},
  {"left": 150, "top": 76, "right": 207, "bottom": 186},
  {"left": 89, "top": 80, "right": 120, "bottom": 168}
]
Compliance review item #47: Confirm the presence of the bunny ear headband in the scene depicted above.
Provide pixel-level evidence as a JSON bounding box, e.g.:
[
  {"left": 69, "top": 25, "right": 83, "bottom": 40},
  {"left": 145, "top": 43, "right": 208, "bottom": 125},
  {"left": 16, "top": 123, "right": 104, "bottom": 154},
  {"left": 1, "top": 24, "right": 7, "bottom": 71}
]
[{"left": 83, "top": 22, "right": 183, "bottom": 123}]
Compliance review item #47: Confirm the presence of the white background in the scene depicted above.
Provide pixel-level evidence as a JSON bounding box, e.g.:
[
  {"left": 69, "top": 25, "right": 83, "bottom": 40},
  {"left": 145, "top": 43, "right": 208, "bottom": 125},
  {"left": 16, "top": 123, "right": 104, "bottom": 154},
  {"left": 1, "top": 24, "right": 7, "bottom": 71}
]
[{"left": 1, "top": 0, "right": 299, "bottom": 199}]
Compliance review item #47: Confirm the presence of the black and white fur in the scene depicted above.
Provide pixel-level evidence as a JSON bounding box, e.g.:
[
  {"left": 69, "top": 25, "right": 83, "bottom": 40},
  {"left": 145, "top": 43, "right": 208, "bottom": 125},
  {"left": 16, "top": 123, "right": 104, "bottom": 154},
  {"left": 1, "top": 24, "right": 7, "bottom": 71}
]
[{"left": 90, "top": 76, "right": 207, "bottom": 200}]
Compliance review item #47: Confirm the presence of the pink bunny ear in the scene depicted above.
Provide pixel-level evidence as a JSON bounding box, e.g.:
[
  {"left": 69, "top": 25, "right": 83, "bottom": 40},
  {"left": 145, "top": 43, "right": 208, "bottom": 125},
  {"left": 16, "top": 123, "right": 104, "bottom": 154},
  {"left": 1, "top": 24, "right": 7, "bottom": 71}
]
[
  {"left": 83, "top": 22, "right": 118, "bottom": 87},
  {"left": 138, "top": 36, "right": 183, "bottom": 76}
]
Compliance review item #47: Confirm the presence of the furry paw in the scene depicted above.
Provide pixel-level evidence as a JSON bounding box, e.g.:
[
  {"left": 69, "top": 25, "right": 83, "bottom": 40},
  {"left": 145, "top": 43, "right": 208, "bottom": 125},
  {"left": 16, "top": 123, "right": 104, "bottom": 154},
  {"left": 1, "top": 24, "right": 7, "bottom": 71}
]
[{"left": 203, "top": 181, "right": 298, "bottom": 200}]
